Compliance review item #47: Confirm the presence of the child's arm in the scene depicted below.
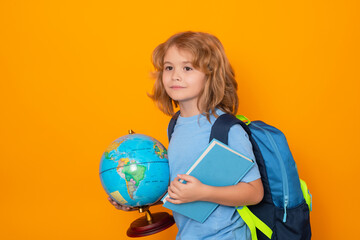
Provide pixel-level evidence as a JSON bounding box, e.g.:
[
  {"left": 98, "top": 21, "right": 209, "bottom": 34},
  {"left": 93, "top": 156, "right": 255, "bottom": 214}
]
[{"left": 165, "top": 174, "right": 263, "bottom": 207}]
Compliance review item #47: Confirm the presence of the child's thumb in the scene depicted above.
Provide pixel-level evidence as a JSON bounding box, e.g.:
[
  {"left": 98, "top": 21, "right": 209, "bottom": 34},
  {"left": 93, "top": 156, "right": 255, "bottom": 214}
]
[{"left": 177, "top": 174, "right": 193, "bottom": 182}]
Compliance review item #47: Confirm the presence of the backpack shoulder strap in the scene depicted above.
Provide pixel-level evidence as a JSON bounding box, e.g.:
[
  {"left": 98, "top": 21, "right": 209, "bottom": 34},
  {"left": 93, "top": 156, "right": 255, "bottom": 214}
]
[
  {"left": 210, "top": 113, "right": 251, "bottom": 144},
  {"left": 167, "top": 111, "right": 181, "bottom": 141},
  {"left": 212, "top": 116, "right": 274, "bottom": 240}
]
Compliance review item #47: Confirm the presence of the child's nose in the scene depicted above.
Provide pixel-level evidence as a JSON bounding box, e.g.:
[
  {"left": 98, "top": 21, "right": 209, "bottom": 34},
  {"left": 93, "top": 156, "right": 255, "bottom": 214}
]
[{"left": 171, "top": 69, "right": 181, "bottom": 81}]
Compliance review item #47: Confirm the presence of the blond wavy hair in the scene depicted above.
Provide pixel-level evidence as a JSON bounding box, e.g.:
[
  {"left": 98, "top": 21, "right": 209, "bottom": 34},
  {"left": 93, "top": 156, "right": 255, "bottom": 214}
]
[{"left": 148, "top": 31, "right": 238, "bottom": 121}]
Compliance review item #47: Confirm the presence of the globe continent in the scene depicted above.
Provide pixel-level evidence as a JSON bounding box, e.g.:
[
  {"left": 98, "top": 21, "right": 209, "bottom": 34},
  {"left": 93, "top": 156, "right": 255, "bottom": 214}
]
[{"left": 99, "top": 134, "right": 169, "bottom": 207}]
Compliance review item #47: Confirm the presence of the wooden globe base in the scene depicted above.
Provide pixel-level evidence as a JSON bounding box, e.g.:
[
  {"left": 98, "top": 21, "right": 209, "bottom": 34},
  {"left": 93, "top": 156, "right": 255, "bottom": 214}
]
[{"left": 127, "top": 210, "right": 175, "bottom": 238}]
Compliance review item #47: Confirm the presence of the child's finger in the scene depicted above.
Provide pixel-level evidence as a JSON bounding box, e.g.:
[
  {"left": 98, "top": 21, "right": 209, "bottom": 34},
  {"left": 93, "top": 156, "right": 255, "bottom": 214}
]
[
  {"left": 170, "top": 179, "right": 182, "bottom": 191},
  {"left": 166, "top": 197, "right": 182, "bottom": 205},
  {"left": 108, "top": 198, "right": 122, "bottom": 208},
  {"left": 108, "top": 197, "right": 117, "bottom": 204},
  {"left": 177, "top": 174, "right": 195, "bottom": 182},
  {"left": 167, "top": 186, "right": 178, "bottom": 199},
  {"left": 119, "top": 205, "right": 128, "bottom": 210}
]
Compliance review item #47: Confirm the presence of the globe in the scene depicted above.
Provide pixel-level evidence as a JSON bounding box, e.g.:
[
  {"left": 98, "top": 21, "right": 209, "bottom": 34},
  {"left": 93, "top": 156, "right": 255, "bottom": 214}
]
[{"left": 99, "top": 132, "right": 170, "bottom": 208}]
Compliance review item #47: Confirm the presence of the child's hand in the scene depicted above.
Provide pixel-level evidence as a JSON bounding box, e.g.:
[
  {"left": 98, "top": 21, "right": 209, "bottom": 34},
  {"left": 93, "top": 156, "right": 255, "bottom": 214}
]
[
  {"left": 166, "top": 174, "right": 207, "bottom": 204},
  {"left": 107, "top": 197, "right": 138, "bottom": 211}
]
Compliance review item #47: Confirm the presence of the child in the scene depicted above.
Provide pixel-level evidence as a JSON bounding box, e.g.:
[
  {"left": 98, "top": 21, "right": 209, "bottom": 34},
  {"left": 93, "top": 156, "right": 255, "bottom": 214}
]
[{"left": 109, "top": 31, "right": 264, "bottom": 240}]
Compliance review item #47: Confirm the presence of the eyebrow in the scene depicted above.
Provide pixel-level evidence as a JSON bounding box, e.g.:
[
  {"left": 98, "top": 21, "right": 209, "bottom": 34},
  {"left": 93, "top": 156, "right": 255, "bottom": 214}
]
[{"left": 164, "top": 61, "right": 192, "bottom": 64}]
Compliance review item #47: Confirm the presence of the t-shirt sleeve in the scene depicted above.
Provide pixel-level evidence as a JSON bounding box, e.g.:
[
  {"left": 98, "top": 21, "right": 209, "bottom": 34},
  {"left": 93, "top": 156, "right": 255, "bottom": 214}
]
[{"left": 228, "top": 124, "right": 261, "bottom": 183}]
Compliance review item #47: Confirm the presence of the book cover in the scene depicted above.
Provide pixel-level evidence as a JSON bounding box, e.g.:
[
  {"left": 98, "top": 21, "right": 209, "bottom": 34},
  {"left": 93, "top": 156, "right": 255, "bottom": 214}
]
[{"left": 162, "top": 139, "right": 255, "bottom": 223}]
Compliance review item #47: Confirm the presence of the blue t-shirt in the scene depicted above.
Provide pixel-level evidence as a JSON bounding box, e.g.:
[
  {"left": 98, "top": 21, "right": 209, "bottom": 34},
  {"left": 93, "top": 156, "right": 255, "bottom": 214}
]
[{"left": 167, "top": 110, "right": 261, "bottom": 240}]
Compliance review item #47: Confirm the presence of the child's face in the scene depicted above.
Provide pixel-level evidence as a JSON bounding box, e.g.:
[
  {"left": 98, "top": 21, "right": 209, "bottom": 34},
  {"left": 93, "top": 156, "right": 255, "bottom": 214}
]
[{"left": 162, "top": 46, "right": 206, "bottom": 109}]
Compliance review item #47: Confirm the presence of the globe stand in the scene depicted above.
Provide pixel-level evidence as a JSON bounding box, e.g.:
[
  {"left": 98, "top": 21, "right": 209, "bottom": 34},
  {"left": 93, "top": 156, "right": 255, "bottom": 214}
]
[{"left": 127, "top": 206, "right": 175, "bottom": 237}]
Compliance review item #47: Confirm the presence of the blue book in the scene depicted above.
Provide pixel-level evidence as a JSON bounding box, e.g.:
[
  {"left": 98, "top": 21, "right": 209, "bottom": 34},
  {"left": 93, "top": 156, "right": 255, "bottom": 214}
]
[{"left": 162, "top": 139, "right": 255, "bottom": 223}]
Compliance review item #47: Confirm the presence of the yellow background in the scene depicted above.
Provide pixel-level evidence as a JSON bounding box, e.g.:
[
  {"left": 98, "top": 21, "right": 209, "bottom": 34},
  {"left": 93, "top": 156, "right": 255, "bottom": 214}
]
[{"left": 0, "top": 1, "right": 359, "bottom": 239}]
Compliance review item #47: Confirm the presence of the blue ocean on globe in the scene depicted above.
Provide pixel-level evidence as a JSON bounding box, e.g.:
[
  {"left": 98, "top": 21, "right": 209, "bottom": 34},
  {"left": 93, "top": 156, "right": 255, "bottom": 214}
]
[{"left": 99, "top": 133, "right": 170, "bottom": 207}]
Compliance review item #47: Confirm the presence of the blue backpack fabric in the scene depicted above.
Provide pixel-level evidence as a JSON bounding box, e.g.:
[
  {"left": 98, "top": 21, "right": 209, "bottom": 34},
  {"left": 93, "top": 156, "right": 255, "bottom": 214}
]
[{"left": 168, "top": 112, "right": 312, "bottom": 240}]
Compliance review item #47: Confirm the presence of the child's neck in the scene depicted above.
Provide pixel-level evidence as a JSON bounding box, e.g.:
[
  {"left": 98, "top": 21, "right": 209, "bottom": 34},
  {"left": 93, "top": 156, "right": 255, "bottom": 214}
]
[{"left": 179, "top": 105, "right": 201, "bottom": 118}]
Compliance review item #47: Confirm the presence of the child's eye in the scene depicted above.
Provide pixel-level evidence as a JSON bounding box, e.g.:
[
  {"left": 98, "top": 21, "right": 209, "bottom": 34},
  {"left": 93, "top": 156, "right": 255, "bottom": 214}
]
[
  {"left": 164, "top": 66, "right": 173, "bottom": 71},
  {"left": 184, "top": 66, "right": 193, "bottom": 71}
]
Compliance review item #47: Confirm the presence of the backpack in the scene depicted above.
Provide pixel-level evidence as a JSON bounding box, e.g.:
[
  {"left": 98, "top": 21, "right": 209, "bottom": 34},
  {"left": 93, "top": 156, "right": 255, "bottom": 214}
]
[{"left": 167, "top": 112, "right": 312, "bottom": 240}]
